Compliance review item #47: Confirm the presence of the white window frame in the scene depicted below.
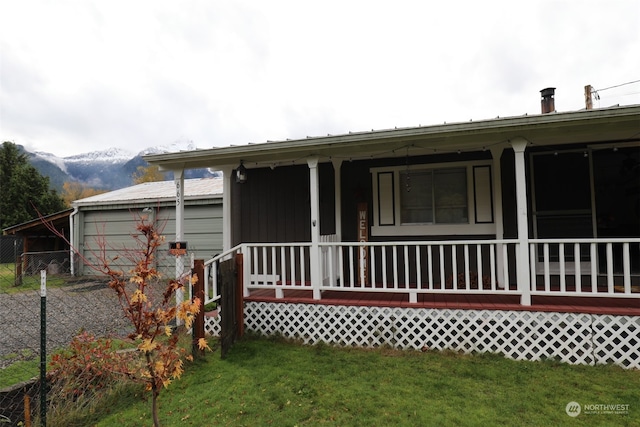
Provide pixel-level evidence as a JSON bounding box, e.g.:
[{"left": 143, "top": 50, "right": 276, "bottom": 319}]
[{"left": 371, "top": 160, "right": 496, "bottom": 236}]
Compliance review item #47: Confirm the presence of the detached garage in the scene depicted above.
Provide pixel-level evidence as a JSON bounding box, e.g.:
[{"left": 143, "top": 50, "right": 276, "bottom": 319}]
[{"left": 71, "top": 178, "right": 223, "bottom": 277}]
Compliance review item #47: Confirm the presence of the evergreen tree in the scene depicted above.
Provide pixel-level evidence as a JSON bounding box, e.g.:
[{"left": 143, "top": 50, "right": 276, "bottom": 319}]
[{"left": 0, "top": 141, "right": 66, "bottom": 229}]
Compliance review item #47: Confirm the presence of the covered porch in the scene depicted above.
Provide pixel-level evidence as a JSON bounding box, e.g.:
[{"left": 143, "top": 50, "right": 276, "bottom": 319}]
[{"left": 144, "top": 106, "right": 640, "bottom": 313}]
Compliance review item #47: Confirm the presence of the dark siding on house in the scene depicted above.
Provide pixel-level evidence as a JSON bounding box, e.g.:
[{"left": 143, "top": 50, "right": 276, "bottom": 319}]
[
  {"left": 234, "top": 165, "right": 303, "bottom": 244},
  {"left": 318, "top": 162, "right": 336, "bottom": 236},
  {"left": 499, "top": 148, "right": 519, "bottom": 239},
  {"left": 340, "top": 159, "right": 374, "bottom": 242},
  {"left": 232, "top": 163, "right": 336, "bottom": 245},
  {"left": 231, "top": 151, "right": 523, "bottom": 245}
]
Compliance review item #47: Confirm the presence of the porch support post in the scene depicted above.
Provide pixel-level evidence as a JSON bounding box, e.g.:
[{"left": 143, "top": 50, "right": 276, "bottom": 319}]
[
  {"left": 490, "top": 146, "right": 505, "bottom": 289},
  {"left": 332, "top": 159, "right": 343, "bottom": 285},
  {"left": 174, "top": 168, "right": 186, "bottom": 323},
  {"left": 511, "top": 138, "right": 531, "bottom": 306},
  {"left": 220, "top": 166, "right": 233, "bottom": 252},
  {"left": 308, "top": 158, "right": 322, "bottom": 300},
  {"left": 332, "top": 158, "right": 343, "bottom": 240}
]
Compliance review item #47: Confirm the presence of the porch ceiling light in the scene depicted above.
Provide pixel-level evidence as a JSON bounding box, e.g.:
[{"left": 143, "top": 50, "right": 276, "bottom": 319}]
[{"left": 236, "top": 161, "right": 247, "bottom": 184}]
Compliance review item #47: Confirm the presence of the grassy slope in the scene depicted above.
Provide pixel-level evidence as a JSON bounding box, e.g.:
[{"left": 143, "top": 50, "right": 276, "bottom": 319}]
[{"left": 94, "top": 336, "right": 640, "bottom": 427}]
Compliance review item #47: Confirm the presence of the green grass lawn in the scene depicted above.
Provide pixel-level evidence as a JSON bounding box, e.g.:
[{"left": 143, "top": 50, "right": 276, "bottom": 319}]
[
  {"left": 0, "top": 352, "right": 40, "bottom": 388},
  {"left": 86, "top": 336, "right": 639, "bottom": 427},
  {"left": 0, "top": 263, "right": 67, "bottom": 293}
]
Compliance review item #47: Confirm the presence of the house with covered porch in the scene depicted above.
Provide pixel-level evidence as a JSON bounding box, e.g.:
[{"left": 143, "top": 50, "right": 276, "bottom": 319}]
[{"left": 145, "top": 99, "right": 640, "bottom": 369}]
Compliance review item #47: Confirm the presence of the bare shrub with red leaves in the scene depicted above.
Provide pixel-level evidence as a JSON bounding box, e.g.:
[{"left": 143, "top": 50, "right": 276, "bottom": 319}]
[{"left": 42, "top": 213, "right": 210, "bottom": 427}]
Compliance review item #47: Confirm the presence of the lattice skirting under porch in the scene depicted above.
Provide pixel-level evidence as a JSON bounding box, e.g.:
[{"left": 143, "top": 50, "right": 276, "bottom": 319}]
[
  {"left": 204, "top": 316, "right": 221, "bottom": 337},
  {"left": 205, "top": 303, "right": 639, "bottom": 369}
]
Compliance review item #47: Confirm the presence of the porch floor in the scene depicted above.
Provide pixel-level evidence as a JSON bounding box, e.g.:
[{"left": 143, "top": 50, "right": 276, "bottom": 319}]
[{"left": 244, "top": 289, "right": 640, "bottom": 316}]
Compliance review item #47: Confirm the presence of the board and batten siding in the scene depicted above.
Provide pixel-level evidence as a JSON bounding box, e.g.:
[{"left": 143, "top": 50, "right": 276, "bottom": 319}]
[{"left": 77, "top": 201, "right": 222, "bottom": 277}]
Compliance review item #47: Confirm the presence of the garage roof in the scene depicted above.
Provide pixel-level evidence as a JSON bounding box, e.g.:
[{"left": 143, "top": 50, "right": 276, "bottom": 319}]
[{"left": 72, "top": 177, "right": 223, "bottom": 207}]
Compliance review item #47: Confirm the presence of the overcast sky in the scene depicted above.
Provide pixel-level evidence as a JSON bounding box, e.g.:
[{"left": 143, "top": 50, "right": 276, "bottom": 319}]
[{"left": 1, "top": 0, "right": 639, "bottom": 158}]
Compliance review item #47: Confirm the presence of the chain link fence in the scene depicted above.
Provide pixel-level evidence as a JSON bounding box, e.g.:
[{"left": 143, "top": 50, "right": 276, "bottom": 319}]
[{"left": 0, "top": 236, "right": 137, "bottom": 426}]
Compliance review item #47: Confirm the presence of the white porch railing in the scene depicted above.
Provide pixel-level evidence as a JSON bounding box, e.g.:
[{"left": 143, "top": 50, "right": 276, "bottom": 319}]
[
  {"left": 202, "top": 246, "right": 243, "bottom": 306},
  {"left": 318, "top": 240, "right": 518, "bottom": 296},
  {"left": 203, "top": 238, "right": 640, "bottom": 307},
  {"left": 529, "top": 238, "right": 640, "bottom": 297},
  {"left": 241, "top": 240, "right": 520, "bottom": 303},
  {"left": 243, "top": 243, "right": 312, "bottom": 299}
]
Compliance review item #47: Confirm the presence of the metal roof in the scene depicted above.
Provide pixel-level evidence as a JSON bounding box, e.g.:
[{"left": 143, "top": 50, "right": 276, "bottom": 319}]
[
  {"left": 72, "top": 177, "right": 223, "bottom": 207},
  {"left": 143, "top": 105, "right": 640, "bottom": 172},
  {"left": 2, "top": 208, "right": 74, "bottom": 235}
]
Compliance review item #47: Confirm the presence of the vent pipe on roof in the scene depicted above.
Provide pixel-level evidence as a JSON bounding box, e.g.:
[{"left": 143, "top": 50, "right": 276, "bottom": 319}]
[{"left": 540, "top": 87, "right": 556, "bottom": 113}]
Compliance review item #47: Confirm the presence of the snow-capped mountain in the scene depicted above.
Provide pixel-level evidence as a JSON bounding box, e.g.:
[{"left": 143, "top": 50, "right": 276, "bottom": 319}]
[
  {"left": 139, "top": 140, "right": 198, "bottom": 156},
  {"left": 24, "top": 143, "right": 216, "bottom": 192},
  {"left": 63, "top": 147, "right": 135, "bottom": 164},
  {"left": 32, "top": 150, "right": 69, "bottom": 174}
]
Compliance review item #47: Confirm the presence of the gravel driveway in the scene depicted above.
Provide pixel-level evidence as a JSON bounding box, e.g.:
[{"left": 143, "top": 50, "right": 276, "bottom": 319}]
[{"left": 0, "top": 278, "right": 155, "bottom": 368}]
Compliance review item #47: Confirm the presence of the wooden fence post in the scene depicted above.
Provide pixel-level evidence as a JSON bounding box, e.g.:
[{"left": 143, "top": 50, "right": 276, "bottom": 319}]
[{"left": 235, "top": 253, "right": 244, "bottom": 338}]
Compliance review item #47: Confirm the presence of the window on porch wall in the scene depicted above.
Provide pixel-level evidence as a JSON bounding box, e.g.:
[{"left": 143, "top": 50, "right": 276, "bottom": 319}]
[
  {"left": 371, "top": 160, "right": 494, "bottom": 236},
  {"left": 400, "top": 168, "right": 468, "bottom": 224}
]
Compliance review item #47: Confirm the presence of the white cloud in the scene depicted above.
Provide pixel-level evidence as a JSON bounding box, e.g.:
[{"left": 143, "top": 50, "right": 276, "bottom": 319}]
[{"left": 1, "top": 0, "right": 639, "bottom": 157}]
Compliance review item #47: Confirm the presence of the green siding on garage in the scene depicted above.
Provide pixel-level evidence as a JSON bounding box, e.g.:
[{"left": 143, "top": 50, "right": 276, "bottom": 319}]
[{"left": 77, "top": 201, "right": 223, "bottom": 277}]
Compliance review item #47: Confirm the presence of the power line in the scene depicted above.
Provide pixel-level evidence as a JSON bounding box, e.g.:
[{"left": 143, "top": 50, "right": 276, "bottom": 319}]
[{"left": 595, "top": 79, "right": 640, "bottom": 92}]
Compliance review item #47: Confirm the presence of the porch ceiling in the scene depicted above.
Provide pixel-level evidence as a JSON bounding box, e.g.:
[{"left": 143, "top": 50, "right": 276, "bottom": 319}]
[{"left": 145, "top": 105, "right": 640, "bottom": 171}]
